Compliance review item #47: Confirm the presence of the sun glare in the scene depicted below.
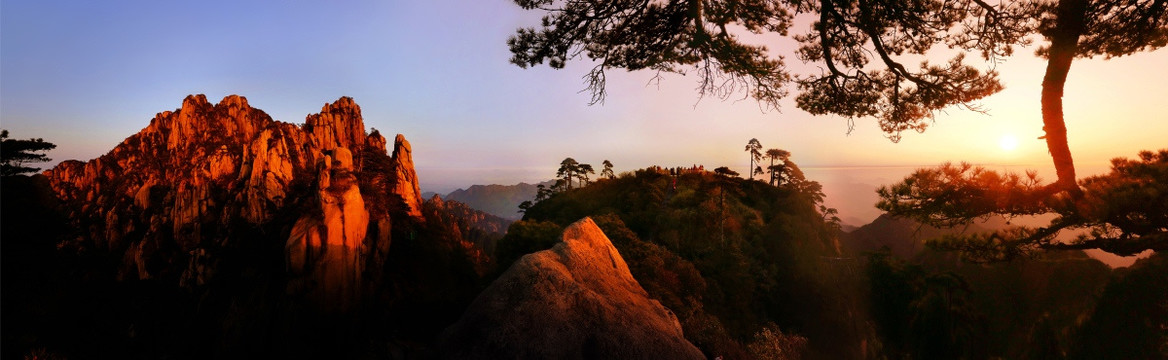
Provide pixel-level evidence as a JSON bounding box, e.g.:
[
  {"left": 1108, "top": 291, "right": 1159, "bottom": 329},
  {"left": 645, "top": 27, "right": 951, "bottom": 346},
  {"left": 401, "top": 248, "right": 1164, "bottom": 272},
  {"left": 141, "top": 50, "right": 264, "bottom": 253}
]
[{"left": 999, "top": 134, "right": 1019, "bottom": 152}]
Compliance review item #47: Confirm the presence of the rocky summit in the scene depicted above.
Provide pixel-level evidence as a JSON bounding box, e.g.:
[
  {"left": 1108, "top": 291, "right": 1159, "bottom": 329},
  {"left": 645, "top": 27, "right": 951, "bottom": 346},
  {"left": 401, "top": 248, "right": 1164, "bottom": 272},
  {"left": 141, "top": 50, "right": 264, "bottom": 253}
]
[
  {"left": 44, "top": 94, "right": 422, "bottom": 310},
  {"left": 438, "top": 217, "right": 705, "bottom": 360}
]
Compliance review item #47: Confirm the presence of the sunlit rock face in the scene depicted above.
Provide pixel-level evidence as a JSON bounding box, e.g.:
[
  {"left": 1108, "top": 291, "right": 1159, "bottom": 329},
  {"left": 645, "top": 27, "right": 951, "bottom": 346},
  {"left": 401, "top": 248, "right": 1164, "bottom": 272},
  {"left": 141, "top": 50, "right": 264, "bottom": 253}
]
[
  {"left": 285, "top": 147, "right": 370, "bottom": 309},
  {"left": 43, "top": 94, "right": 422, "bottom": 309},
  {"left": 439, "top": 217, "right": 704, "bottom": 359},
  {"left": 390, "top": 134, "right": 423, "bottom": 218}
]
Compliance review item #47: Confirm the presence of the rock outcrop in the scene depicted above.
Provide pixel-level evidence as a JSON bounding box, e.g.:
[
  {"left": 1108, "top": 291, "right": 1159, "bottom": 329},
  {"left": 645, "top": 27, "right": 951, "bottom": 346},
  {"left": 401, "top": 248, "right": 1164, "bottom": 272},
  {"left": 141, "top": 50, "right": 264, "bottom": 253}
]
[
  {"left": 390, "top": 134, "right": 423, "bottom": 218},
  {"left": 285, "top": 147, "right": 370, "bottom": 309},
  {"left": 438, "top": 217, "right": 704, "bottom": 359},
  {"left": 43, "top": 94, "right": 423, "bottom": 309}
]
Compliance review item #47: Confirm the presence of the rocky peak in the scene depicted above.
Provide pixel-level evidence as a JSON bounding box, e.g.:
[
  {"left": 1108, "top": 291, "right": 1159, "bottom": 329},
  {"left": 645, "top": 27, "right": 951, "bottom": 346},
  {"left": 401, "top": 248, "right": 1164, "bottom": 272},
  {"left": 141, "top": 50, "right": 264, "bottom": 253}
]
[
  {"left": 391, "top": 133, "right": 424, "bottom": 218},
  {"left": 44, "top": 95, "right": 421, "bottom": 310},
  {"left": 439, "top": 217, "right": 703, "bottom": 359},
  {"left": 305, "top": 96, "right": 366, "bottom": 150},
  {"left": 182, "top": 93, "right": 211, "bottom": 108},
  {"left": 429, "top": 194, "right": 446, "bottom": 208},
  {"left": 154, "top": 95, "right": 273, "bottom": 154},
  {"left": 365, "top": 129, "right": 387, "bottom": 154}
]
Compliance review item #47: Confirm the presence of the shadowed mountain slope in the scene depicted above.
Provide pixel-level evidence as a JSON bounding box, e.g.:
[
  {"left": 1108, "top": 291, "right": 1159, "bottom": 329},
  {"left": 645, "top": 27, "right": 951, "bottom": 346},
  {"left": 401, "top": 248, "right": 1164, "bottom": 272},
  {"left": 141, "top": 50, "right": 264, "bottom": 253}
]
[{"left": 840, "top": 213, "right": 1002, "bottom": 258}]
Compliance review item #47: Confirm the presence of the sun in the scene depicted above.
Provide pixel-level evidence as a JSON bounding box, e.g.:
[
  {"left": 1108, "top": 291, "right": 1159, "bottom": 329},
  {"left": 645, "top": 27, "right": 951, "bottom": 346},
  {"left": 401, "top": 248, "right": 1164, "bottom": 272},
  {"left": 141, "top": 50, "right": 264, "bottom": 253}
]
[{"left": 999, "top": 134, "right": 1019, "bottom": 152}]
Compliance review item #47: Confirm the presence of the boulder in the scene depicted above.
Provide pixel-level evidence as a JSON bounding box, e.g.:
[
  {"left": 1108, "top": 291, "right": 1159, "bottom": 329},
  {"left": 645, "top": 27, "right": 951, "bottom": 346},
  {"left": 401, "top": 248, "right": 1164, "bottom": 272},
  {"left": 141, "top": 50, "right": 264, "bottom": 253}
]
[{"left": 439, "top": 217, "right": 704, "bottom": 360}]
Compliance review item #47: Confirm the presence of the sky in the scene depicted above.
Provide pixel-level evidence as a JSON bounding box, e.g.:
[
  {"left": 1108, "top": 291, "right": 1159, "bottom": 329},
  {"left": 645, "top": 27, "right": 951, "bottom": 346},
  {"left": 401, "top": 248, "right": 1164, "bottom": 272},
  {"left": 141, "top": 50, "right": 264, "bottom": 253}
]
[{"left": 3, "top": 0, "right": 1167, "bottom": 228}]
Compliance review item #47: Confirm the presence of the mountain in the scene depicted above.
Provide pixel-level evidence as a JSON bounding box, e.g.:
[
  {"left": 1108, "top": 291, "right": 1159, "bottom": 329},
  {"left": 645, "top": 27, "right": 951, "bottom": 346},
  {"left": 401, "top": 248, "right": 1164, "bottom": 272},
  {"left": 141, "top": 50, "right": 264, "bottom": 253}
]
[
  {"left": 6, "top": 94, "right": 489, "bottom": 358},
  {"left": 841, "top": 213, "right": 1004, "bottom": 258},
  {"left": 439, "top": 217, "right": 705, "bottom": 359},
  {"left": 43, "top": 94, "right": 422, "bottom": 309},
  {"left": 443, "top": 181, "right": 554, "bottom": 220},
  {"left": 498, "top": 169, "right": 868, "bottom": 359}
]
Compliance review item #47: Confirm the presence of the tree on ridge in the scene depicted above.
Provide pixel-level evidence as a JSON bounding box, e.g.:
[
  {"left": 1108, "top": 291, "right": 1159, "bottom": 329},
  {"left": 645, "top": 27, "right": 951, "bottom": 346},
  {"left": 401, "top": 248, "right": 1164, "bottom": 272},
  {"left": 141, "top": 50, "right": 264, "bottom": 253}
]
[
  {"left": 579, "top": 163, "right": 596, "bottom": 186},
  {"left": 765, "top": 148, "right": 791, "bottom": 186},
  {"left": 557, "top": 157, "right": 580, "bottom": 190},
  {"left": 1, "top": 130, "right": 57, "bottom": 177},
  {"left": 745, "top": 138, "right": 763, "bottom": 180},
  {"left": 509, "top": 0, "right": 1168, "bottom": 261}
]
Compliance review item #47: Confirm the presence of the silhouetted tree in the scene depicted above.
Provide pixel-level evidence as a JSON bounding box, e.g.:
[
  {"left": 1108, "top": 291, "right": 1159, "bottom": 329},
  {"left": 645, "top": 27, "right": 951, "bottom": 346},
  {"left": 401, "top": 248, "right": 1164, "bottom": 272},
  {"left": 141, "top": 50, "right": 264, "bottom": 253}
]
[
  {"left": 1, "top": 130, "right": 56, "bottom": 177},
  {"left": 551, "top": 178, "right": 569, "bottom": 193},
  {"left": 601, "top": 159, "right": 615, "bottom": 179},
  {"left": 878, "top": 0, "right": 1166, "bottom": 260},
  {"left": 711, "top": 166, "right": 743, "bottom": 246},
  {"left": 578, "top": 163, "right": 596, "bottom": 186},
  {"left": 765, "top": 149, "right": 791, "bottom": 186},
  {"left": 509, "top": 0, "right": 1035, "bottom": 139},
  {"left": 879, "top": 150, "right": 1168, "bottom": 262},
  {"left": 745, "top": 138, "right": 762, "bottom": 180},
  {"left": 556, "top": 157, "right": 580, "bottom": 189},
  {"left": 554, "top": 157, "right": 597, "bottom": 190},
  {"left": 765, "top": 149, "right": 806, "bottom": 189},
  {"left": 1029, "top": 0, "right": 1168, "bottom": 196},
  {"left": 819, "top": 205, "right": 841, "bottom": 231},
  {"left": 713, "top": 166, "right": 739, "bottom": 178},
  {"left": 535, "top": 184, "right": 551, "bottom": 202},
  {"left": 509, "top": 0, "right": 1168, "bottom": 260},
  {"left": 518, "top": 200, "right": 533, "bottom": 214}
]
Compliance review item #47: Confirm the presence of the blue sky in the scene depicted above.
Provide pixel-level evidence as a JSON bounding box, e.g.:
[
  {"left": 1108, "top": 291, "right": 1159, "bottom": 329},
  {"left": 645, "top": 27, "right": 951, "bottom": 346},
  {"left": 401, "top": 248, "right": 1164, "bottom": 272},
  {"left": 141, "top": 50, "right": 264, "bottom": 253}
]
[{"left": 4, "top": 0, "right": 1167, "bottom": 225}]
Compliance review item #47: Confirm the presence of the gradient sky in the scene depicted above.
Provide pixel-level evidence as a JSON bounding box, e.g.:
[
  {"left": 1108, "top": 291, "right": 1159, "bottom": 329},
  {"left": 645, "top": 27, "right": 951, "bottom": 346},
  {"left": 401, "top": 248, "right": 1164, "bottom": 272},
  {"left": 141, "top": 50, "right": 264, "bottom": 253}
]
[{"left": 3, "top": 0, "right": 1167, "bottom": 226}]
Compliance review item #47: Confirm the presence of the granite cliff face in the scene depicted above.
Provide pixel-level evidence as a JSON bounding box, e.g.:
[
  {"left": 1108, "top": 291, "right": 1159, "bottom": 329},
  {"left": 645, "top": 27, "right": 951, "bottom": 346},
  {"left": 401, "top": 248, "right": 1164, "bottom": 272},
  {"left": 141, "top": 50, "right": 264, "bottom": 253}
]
[
  {"left": 439, "top": 217, "right": 704, "bottom": 359},
  {"left": 44, "top": 94, "right": 422, "bottom": 309}
]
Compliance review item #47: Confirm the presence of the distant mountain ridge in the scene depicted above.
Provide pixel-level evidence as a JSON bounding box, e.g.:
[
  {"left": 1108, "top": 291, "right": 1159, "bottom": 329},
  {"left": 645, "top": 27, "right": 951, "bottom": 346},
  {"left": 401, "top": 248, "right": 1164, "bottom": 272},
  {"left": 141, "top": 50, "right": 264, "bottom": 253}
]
[
  {"left": 442, "top": 180, "right": 555, "bottom": 220},
  {"left": 841, "top": 213, "right": 1006, "bottom": 258}
]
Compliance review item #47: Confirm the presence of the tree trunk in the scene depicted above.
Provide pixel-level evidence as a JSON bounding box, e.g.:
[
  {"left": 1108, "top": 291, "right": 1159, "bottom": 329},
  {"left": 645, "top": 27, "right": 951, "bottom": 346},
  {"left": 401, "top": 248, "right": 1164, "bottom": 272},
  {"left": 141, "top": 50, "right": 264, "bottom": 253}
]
[
  {"left": 1040, "top": 0, "right": 1088, "bottom": 198},
  {"left": 748, "top": 156, "right": 755, "bottom": 181},
  {"left": 769, "top": 157, "right": 776, "bottom": 186}
]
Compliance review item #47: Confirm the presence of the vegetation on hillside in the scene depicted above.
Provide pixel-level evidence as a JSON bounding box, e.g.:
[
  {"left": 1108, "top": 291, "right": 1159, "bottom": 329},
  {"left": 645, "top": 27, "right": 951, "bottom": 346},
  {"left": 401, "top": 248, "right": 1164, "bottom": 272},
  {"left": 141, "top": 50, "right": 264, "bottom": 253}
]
[
  {"left": 498, "top": 163, "right": 869, "bottom": 359},
  {"left": 879, "top": 149, "right": 1168, "bottom": 262},
  {"left": 842, "top": 209, "right": 1160, "bottom": 359},
  {"left": 497, "top": 149, "right": 1163, "bottom": 359}
]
